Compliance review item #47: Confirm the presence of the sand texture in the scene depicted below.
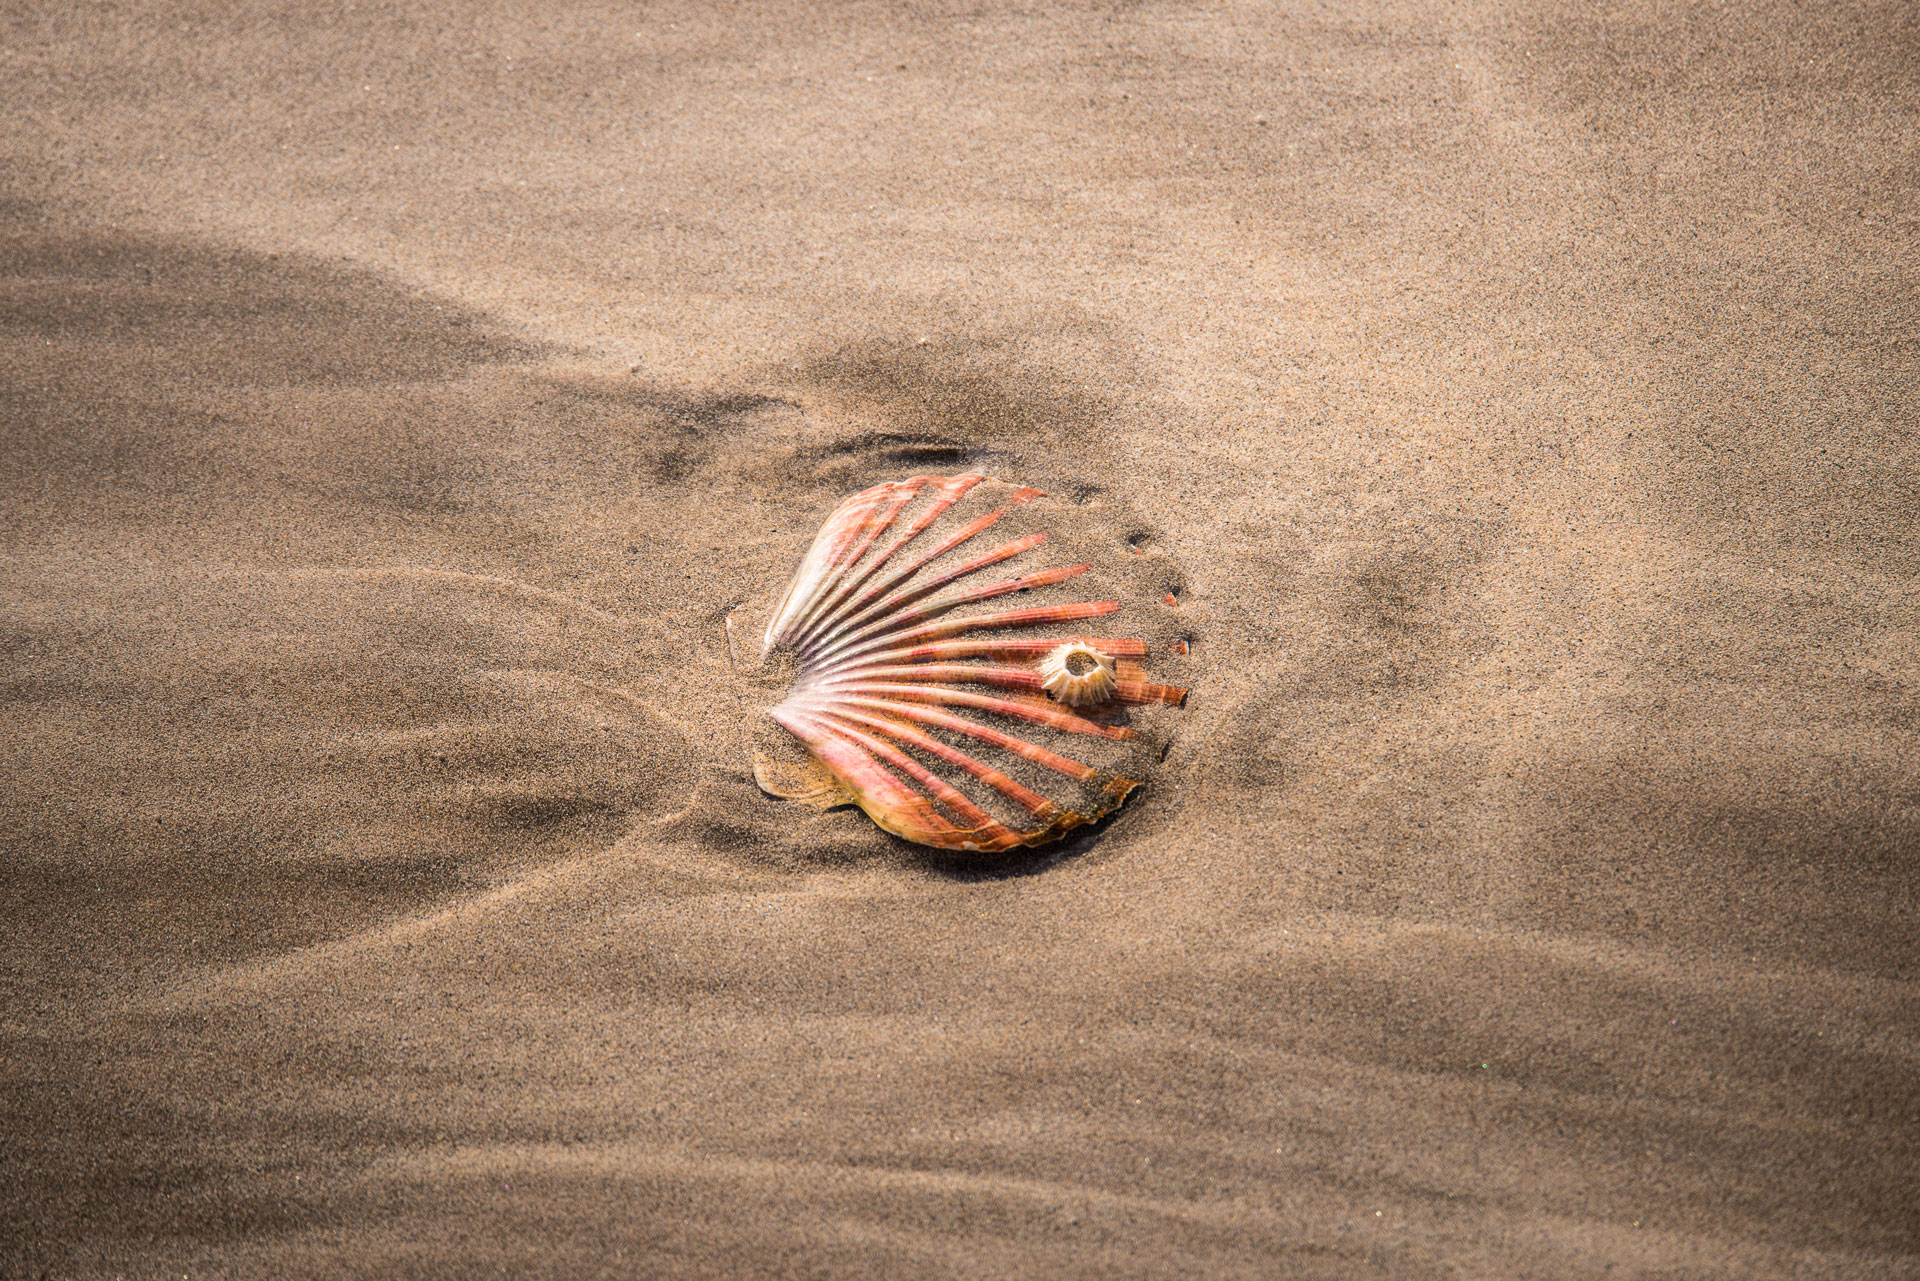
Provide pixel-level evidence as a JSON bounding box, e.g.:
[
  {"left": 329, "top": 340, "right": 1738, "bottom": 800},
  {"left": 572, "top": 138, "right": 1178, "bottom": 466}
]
[{"left": 3, "top": 1, "right": 1916, "bottom": 1277}]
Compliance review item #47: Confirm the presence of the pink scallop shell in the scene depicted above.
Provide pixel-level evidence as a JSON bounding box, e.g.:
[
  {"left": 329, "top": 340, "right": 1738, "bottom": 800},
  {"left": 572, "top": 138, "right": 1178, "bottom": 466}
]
[{"left": 760, "top": 474, "right": 1185, "bottom": 852}]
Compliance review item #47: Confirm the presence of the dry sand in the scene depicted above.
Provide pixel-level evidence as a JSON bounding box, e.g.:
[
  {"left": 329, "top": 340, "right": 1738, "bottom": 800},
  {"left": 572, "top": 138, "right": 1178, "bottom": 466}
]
[{"left": 3, "top": 1, "right": 1916, "bottom": 1277}]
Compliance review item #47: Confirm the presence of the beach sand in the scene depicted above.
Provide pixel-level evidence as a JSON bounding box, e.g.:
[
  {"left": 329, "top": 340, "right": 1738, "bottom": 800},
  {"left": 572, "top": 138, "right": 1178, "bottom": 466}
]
[{"left": 3, "top": 1, "right": 1916, "bottom": 1276}]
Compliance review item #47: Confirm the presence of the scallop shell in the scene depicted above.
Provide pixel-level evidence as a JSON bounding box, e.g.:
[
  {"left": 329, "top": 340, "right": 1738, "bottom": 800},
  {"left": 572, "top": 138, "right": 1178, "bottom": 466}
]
[{"left": 757, "top": 474, "right": 1187, "bottom": 852}]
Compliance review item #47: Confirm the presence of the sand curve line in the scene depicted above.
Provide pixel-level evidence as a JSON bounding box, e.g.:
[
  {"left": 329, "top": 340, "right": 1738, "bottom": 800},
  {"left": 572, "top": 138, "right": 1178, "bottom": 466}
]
[
  {"left": 381, "top": 1145, "right": 1334, "bottom": 1240},
  {"left": 1245, "top": 913, "right": 1920, "bottom": 1067},
  {"left": 364, "top": 1144, "right": 1895, "bottom": 1275},
  {"left": 475, "top": 667, "right": 702, "bottom": 743},
  {"left": 277, "top": 565, "right": 623, "bottom": 626},
  {"left": 137, "top": 825, "right": 757, "bottom": 1012}
]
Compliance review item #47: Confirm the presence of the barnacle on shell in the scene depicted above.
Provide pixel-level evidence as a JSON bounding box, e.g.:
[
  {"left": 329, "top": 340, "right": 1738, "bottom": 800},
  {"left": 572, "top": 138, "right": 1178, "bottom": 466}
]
[
  {"left": 1037, "top": 641, "right": 1118, "bottom": 709},
  {"left": 756, "top": 474, "right": 1186, "bottom": 852}
]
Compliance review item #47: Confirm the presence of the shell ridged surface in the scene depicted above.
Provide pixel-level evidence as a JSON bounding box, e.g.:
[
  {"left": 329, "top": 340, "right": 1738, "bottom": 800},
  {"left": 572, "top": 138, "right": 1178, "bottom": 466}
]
[{"left": 759, "top": 474, "right": 1187, "bottom": 852}]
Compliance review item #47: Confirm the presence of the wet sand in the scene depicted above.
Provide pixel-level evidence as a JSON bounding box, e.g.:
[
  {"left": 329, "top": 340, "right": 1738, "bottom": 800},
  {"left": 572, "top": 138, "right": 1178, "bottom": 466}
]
[{"left": 3, "top": 1, "right": 1916, "bottom": 1276}]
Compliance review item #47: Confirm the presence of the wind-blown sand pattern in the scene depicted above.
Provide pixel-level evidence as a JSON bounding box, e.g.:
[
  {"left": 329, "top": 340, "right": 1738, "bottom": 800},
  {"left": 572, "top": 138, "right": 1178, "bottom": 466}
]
[{"left": 2, "top": 2, "right": 1916, "bottom": 1278}]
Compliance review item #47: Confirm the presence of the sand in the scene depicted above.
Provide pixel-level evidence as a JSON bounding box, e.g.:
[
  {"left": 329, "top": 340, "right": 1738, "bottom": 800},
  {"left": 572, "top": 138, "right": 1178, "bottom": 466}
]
[{"left": 2, "top": 1, "right": 1915, "bottom": 1276}]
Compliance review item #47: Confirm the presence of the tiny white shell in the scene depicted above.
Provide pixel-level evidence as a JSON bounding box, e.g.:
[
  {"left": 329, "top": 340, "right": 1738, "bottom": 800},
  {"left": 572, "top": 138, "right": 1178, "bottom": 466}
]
[{"left": 1037, "top": 642, "right": 1118, "bottom": 709}]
